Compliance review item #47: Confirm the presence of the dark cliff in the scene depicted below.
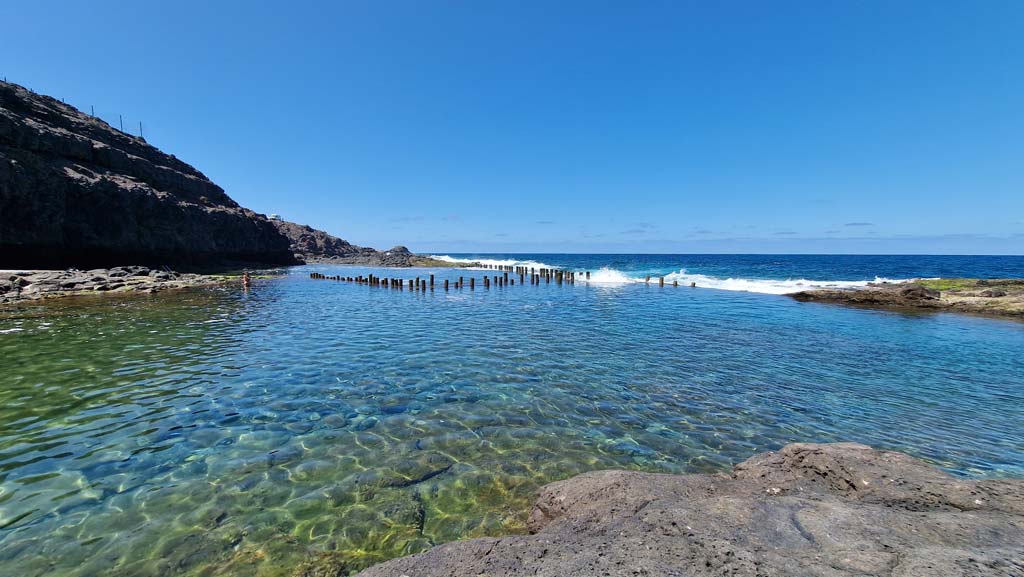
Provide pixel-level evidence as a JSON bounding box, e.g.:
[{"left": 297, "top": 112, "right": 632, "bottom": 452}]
[{"left": 0, "top": 81, "right": 296, "bottom": 269}]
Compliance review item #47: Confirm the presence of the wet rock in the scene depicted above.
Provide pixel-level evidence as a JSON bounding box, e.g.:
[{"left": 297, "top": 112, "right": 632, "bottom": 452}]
[
  {"left": 353, "top": 443, "right": 1024, "bottom": 577},
  {"left": 321, "top": 413, "right": 350, "bottom": 429},
  {"left": 353, "top": 416, "right": 379, "bottom": 431},
  {"left": 899, "top": 283, "right": 940, "bottom": 299}
]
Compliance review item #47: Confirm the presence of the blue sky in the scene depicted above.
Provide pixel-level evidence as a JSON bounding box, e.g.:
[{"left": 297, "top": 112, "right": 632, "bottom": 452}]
[{"left": 3, "top": 1, "right": 1022, "bottom": 254}]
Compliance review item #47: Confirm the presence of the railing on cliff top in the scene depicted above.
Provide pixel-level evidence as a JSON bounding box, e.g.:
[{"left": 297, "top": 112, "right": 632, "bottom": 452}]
[{"left": 2, "top": 74, "right": 151, "bottom": 142}]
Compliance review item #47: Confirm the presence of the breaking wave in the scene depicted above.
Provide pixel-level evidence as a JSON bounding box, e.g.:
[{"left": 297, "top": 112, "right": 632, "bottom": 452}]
[
  {"left": 426, "top": 258, "right": 908, "bottom": 295},
  {"left": 428, "top": 255, "right": 558, "bottom": 270},
  {"left": 581, "top": 267, "right": 907, "bottom": 295}
]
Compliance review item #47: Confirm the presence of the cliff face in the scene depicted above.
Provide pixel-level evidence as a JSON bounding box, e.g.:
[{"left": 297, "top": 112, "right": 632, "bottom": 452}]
[{"left": 0, "top": 81, "right": 296, "bottom": 269}]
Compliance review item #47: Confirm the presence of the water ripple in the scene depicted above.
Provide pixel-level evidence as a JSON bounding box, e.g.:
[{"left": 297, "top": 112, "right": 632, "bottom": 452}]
[{"left": 0, "top": 267, "right": 1022, "bottom": 576}]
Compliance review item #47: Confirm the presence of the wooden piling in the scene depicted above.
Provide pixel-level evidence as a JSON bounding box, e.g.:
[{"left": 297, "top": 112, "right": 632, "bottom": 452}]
[
  {"left": 444, "top": 279, "right": 449, "bottom": 291},
  {"left": 659, "top": 277, "right": 664, "bottom": 287}
]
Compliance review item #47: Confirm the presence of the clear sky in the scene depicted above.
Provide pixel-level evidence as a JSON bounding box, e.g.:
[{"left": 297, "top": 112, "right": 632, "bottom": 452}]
[{"left": 3, "top": 1, "right": 1022, "bottom": 254}]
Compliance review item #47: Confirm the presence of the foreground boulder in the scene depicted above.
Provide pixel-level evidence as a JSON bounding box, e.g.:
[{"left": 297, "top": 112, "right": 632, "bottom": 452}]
[
  {"left": 0, "top": 81, "right": 296, "bottom": 269},
  {"left": 352, "top": 443, "right": 1023, "bottom": 577}
]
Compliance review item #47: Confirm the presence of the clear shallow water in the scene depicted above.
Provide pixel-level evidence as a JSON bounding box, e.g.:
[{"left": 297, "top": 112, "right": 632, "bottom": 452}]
[{"left": 1, "top": 256, "right": 1023, "bottom": 576}]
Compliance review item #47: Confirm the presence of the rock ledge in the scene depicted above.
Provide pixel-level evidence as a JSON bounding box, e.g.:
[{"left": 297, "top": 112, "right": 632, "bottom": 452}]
[
  {"left": 350, "top": 443, "right": 1023, "bottom": 577},
  {"left": 791, "top": 279, "right": 1024, "bottom": 319}
]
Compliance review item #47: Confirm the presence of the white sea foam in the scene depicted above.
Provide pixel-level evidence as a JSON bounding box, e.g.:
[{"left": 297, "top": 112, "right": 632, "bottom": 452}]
[
  {"left": 429, "top": 258, "right": 908, "bottom": 295},
  {"left": 578, "top": 267, "right": 908, "bottom": 295},
  {"left": 428, "top": 255, "right": 559, "bottom": 270},
  {"left": 660, "top": 271, "right": 908, "bottom": 295},
  {"left": 579, "top": 267, "right": 636, "bottom": 284}
]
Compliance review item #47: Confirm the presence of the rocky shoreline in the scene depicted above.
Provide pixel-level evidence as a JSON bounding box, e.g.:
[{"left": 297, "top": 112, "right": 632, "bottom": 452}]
[
  {"left": 1, "top": 266, "right": 228, "bottom": 304},
  {"left": 336, "top": 443, "right": 1023, "bottom": 577},
  {"left": 3, "top": 80, "right": 435, "bottom": 271},
  {"left": 1, "top": 258, "right": 473, "bottom": 305},
  {"left": 791, "top": 278, "right": 1024, "bottom": 319}
]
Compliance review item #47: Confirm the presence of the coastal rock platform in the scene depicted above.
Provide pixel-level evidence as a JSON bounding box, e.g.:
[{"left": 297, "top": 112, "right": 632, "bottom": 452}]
[
  {"left": 1, "top": 266, "right": 223, "bottom": 304},
  {"left": 348, "top": 443, "right": 1024, "bottom": 577},
  {"left": 791, "top": 279, "right": 1024, "bottom": 319}
]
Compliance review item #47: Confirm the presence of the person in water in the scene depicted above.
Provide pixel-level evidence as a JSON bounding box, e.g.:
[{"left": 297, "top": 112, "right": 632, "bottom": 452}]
[{"left": 242, "top": 271, "right": 251, "bottom": 289}]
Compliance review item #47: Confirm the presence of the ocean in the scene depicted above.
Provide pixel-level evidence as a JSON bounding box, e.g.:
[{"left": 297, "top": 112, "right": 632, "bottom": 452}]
[{"left": 1, "top": 253, "right": 1022, "bottom": 576}]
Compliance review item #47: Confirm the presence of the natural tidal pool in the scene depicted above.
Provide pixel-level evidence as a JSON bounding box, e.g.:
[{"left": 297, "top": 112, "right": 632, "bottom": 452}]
[{"left": 2, "top": 263, "right": 1023, "bottom": 576}]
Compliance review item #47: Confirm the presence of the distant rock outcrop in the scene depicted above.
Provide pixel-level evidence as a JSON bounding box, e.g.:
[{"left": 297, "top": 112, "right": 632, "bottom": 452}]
[
  {"left": 271, "top": 219, "right": 458, "bottom": 267},
  {"left": 350, "top": 443, "right": 1024, "bottom": 577},
  {"left": 0, "top": 81, "right": 296, "bottom": 269}
]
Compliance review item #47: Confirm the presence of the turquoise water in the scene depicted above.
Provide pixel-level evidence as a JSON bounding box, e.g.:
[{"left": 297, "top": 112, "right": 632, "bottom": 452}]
[{"left": 1, "top": 257, "right": 1023, "bottom": 576}]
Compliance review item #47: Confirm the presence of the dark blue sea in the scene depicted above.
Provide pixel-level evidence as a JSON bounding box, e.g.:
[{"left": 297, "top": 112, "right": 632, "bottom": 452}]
[
  {"left": 431, "top": 253, "right": 1024, "bottom": 292},
  {"left": 1, "top": 253, "right": 1022, "bottom": 576}
]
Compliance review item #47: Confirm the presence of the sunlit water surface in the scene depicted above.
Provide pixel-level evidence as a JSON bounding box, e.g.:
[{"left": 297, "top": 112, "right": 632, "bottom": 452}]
[{"left": 1, "top": 264, "right": 1023, "bottom": 576}]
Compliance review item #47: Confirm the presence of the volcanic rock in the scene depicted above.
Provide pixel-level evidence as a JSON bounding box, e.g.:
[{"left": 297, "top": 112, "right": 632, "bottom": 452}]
[
  {"left": 352, "top": 443, "right": 1024, "bottom": 577},
  {"left": 0, "top": 81, "right": 296, "bottom": 269}
]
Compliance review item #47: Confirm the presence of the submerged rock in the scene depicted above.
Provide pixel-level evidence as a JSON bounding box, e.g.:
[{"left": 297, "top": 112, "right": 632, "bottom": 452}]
[{"left": 352, "top": 443, "right": 1024, "bottom": 577}]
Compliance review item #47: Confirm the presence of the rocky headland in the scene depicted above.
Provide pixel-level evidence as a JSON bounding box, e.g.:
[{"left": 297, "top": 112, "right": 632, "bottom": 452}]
[
  {"left": 337, "top": 443, "right": 1023, "bottom": 577},
  {"left": 270, "top": 220, "right": 462, "bottom": 267},
  {"left": 0, "top": 81, "right": 296, "bottom": 269},
  {"left": 791, "top": 279, "right": 1024, "bottom": 319},
  {"left": 1, "top": 80, "right": 463, "bottom": 291}
]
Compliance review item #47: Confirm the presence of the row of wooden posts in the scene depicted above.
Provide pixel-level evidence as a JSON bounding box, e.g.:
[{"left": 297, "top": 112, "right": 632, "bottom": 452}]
[{"left": 309, "top": 267, "right": 695, "bottom": 290}]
